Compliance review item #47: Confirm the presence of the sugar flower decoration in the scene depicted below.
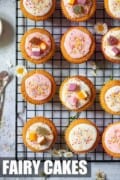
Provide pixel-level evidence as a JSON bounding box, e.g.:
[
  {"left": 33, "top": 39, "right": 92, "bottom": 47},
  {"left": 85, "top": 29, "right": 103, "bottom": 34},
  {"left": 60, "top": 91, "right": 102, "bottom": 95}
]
[
  {"left": 15, "top": 65, "right": 27, "bottom": 78},
  {"left": 94, "top": 23, "right": 108, "bottom": 35},
  {"left": 52, "top": 149, "right": 73, "bottom": 158},
  {"left": 63, "top": 152, "right": 73, "bottom": 158}
]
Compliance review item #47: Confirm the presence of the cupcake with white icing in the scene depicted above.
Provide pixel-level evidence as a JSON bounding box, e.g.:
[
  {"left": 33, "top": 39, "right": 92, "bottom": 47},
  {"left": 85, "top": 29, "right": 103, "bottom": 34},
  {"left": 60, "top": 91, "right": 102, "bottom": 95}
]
[
  {"left": 104, "top": 0, "right": 120, "bottom": 19},
  {"left": 102, "top": 28, "right": 120, "bottom": 64},
  {"left": 100, "top": 80, "right": 120, "bottom": 115},
  {"left": 102, "top": 122, "right": 120, "bottom": 158},
  {"left": 61, "top": 0, "right": 96, "bottom": 22},
  {"left": 22, "top": 117, "right": 57, "bottom": 152},
  {"left": 65, "top": 119, "right": 100, "bottom": 154},
  {"left": 20, "top": 0, "right": 56, "bottom": 21},
  {"left": 59, "top": 76, "right": 96, "bottom": 112},
  {"left": 61, "top": 27, "right": 95, "bottom": 64}
]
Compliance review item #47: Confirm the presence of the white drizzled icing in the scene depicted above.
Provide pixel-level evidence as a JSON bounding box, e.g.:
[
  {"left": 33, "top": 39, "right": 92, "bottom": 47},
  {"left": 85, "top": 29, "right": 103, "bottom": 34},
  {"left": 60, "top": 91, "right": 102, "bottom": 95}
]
[
  {"left": 103, "top": 30, "right": 120, "bottom": 60},
  {"left": 26, "top": 122, "right": 54, "bottom": 151},
  {"left": 23, "top": 0, "right": 52, "bottom": 16},
  {"left": 105, "top": 86, "right": 120, "bottom": 112},
  {"left": 69, "top": 123, "right": 97, "bottom": 151},
  {"left": 108, "top": 0, "right": 120, "bottom": 18}
]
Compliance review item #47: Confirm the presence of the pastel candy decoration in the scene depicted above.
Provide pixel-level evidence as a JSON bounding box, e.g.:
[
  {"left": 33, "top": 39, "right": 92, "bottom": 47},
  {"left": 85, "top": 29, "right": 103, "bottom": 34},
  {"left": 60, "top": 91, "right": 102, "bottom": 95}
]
[
  {"left": 68, "top": 0, "right": 76, "bottom": 5},
  {"left": 112, "top": 47, "right": 120, "bottom": 56},
  {"left": 32, "top": 47, "right": 41, "bottom": 56},
  {"left": 68, "top": 96, "right": 78, "bottom": 107},
  {"left": 68, "top": 83, "right": 77, "bottom": 91},
  {"left": 108, "top": 36, "right": 119, "bottom": 46},
  {"left": 77, "top": 0, "right": 87, "bottom": 5},
  {"left": 77, "top": 90, "right": 88, "bottom": 99}
]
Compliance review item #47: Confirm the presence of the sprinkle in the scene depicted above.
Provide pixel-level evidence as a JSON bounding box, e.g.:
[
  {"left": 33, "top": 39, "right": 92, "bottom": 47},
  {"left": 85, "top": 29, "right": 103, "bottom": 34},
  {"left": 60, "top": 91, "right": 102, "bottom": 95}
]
[
  {"left": 15, "top": 65, "right": 27, "bottom": 78},
  {"left": 94, "top": 23, "right": 108, "bottom": 35}
]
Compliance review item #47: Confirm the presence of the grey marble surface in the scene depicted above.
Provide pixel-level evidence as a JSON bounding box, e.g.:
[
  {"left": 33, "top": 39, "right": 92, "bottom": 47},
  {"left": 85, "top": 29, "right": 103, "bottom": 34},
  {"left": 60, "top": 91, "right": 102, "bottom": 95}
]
[
  {"left": 0, "top": 0, "right": 15, "bottom": 158},
  {"left": 0, "top": 0, "right": 120, "bottom": 179}
]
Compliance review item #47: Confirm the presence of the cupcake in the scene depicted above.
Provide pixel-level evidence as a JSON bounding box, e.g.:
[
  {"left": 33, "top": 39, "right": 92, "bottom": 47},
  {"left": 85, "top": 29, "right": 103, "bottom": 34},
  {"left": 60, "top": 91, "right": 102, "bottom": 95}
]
[
  {"left": 20, "top": 0, "right": 56, "bottom": 21},
  {"left": 100, "top": 80, "right": 120, "bottom": 115},
  {"left": 61, "top": 27, "right": 95, "bottom": 64},
  {"left": 22, "top": 116, "right": 57, "bottom": 152},
  {"left": 102, "top": 122, "right": 120, "bottom": 158},
  {"left": 21, "top": 70, "right": 56, "bottom": 105},
  {"left": 61, "top": 0, "right": 96, "bottom": 22},
  {"left": 20, "top": 28, "right": 55, "bottom": 64},
  {"left": 102, "top": 27, "right": 120, "bottom": 64},
  {"left": 104, "top": 0, "right": 120, "bottom": 19},
  {"left": 59, "top": 76, "right": 96, "bottom": 112},
  {"left": 65, "top": 119, "right": 100, "bottom": 154}
]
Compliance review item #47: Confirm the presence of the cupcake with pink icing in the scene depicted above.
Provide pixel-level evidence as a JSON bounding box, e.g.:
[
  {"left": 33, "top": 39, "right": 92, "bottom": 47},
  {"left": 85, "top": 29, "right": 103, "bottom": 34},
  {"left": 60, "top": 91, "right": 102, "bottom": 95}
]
[
  {"left": 102, "top": 122, "right": 120, "bottom": 158},
  {"left": 20, "top": 28, "right": 55, "bottom": 64},
  {"left": 65, "top": 119, "right": 100, "bottom": 154},
  {"left": 102, "top": 27, "right": 120, "bottom": 64},
  {"left": 20, "top": 0, "right": 56, "bottom": 21},
  {"left": 61, "top": 0, "right": 96, "bottom": 22},
  {"left": 59, "top": 76, "right": 96, "bottom": 112},
  {"left": 61, "top": 27, "right": 95, "bottom": 64},
  {"left": 21, "top": 70, "right": 56, "bottom": 105}
]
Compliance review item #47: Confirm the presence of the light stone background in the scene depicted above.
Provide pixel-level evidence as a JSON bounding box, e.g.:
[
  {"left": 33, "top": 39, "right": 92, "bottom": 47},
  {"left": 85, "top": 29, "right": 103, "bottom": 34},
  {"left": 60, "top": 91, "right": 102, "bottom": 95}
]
[{"left": 0, "top": 0, "right": 120, "bottom": 179}]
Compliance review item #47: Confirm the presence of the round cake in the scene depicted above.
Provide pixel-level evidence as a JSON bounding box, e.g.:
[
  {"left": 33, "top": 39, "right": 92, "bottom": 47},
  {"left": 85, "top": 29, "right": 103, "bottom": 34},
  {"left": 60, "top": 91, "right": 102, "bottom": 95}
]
[
  {"left": 61, "top": 0, "right": 96, "bottom": 22},
  {"left": 104, "top": 0, "right": 120, "bottom": 19},
  {"left": 20, "top": 28, "right": 55, "bottom": 64},
  {"left": 65, "top": 119, "right": 100, "bottom": 154},
  {"left": 22, "top": 117, "right": 57, "bottom": 152},
  {"left": 59, "top": 76, "right": 96, "bottom": 112},
  {"left": 100, "top": 80, "right": 120, "bottom": 115},
  {"left": 21, "top": 70, "right": 56, "bottom": 105},
  {"left": 102, "top": 122, "right": 120, "bottom": 158},
  {"left": 20, "top": 0, "right": 56, "bottom": 21},
  {"left": 102, "top": 27, "right": 120, "bottom": 64},
  {"left": 61, "top": 27, "right": 95, "bottom": 64}
]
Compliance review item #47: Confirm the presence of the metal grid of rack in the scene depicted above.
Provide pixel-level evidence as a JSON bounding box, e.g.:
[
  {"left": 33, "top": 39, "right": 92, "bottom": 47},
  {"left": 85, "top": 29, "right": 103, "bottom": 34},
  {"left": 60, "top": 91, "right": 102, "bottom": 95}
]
[{"left": 16, "top": 0, "right": 120, "bottom": 162}]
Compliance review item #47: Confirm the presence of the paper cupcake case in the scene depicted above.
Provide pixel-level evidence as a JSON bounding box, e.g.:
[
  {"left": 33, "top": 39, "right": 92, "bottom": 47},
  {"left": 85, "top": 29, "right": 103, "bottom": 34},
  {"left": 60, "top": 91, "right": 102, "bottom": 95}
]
[{"left": 16, "top": 0, "right": 120, "bottom": 162}]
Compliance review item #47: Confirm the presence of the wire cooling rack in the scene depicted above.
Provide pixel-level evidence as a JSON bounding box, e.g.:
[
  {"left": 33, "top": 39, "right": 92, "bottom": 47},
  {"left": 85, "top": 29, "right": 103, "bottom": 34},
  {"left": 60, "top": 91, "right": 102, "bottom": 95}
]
[{"left": 16, "top": 0, "right": 120, "bottom": 162}]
